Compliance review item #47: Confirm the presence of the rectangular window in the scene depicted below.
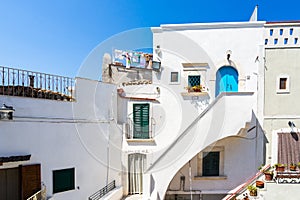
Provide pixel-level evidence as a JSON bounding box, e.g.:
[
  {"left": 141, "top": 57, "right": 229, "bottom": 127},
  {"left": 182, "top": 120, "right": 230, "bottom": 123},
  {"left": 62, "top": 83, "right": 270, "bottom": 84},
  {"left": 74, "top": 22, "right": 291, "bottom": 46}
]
[
  {"left": 277, "top": 75, "right": 289, "bottom": 94},
  {"left": 270, "top": 29, "right": 273, "bottom": 36},
  {"left": 295, "top": 38, "right": 298, "bottom": 44},
  {"left": 274, "top": 38, "right": 278, "bottom": 45},
  {"left": 53, "top": 168, "right": 75, "bottom": 194},
  {"left": 133, "top": 104, "right": 149, "bottom": 139},
  {"left": 188, "top": 75, "right": 201, "bottom": 87},
  {"left": 170, "top": 72, "right": 179, "bottom": 83},
  {"left": 284, "top": 38, "right": 288, "bottom": 45},
  {"left": 290, "top": 28, "right": 294, "bottom": 35},
  {"left": 279, "top": 78, "right": 287, "bottom": 90},
  {"left": 202, "top": 152, "right": 220, "bottom": 176}
]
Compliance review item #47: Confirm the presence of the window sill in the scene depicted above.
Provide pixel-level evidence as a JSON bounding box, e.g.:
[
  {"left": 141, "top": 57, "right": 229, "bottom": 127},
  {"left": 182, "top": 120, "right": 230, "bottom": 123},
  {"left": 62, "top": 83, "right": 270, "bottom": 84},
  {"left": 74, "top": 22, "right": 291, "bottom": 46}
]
[
  {"left": 126, "top": 138, "right": 155, "bottom": 143},
  {"left": 276, "top": 90, "right": 290, "bottom": 94},
  {"left": 181, "top": 92, "right": 208, "bottom": 97},
  {"left": 194, "top": 176, "right": 227, "bottom": 180}
]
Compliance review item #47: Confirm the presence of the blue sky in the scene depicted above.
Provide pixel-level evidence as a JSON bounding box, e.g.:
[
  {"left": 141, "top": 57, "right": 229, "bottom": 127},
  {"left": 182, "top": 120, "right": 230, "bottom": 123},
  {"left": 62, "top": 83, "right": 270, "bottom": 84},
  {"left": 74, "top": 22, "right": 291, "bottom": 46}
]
[{"left": 0, "top": 0, "right": 299, "bottom": 78}]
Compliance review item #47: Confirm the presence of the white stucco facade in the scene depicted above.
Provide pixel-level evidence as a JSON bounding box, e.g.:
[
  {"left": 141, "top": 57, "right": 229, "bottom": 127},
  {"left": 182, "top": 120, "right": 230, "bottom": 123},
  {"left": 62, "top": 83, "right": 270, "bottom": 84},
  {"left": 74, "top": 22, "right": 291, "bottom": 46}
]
[{"left": 0, "top": 78, "right": 122, "bottom": 200}]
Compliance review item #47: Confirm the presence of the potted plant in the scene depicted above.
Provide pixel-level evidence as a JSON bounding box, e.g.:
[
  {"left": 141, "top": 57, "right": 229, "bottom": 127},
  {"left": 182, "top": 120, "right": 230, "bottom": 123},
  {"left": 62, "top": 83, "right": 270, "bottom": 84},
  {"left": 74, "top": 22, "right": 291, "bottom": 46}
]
[
  {"left": 247, "top": 185, "right": 257, "bottom": 196},
  {"left": 290, "top": 163, "right": 297, "bottom": 171},
  {"left": 185, "top": 85, "right": 203, "bottom": 93},
  {"left": 256, "top": 180, "right": 264, "bottom": 188},
  {"left": 263, "top": 170, "right": 274, "bottom": 181},
  {"left": 297, "top": 162, "right": 300, "bottom": 169},
  {"left": 274, "top": 163, "right": 285, "bottom": 172}
]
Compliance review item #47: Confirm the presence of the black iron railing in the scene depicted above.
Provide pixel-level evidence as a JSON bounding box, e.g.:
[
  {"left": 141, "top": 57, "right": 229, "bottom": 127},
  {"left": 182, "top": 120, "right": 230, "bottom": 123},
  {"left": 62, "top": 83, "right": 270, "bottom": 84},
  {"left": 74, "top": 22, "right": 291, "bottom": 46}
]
[
  {"left": 0, "top": 66, "right": 75, "bottom": 101},
  {"left": 88, "top": 180, "right": 116, "bottom": 200}
]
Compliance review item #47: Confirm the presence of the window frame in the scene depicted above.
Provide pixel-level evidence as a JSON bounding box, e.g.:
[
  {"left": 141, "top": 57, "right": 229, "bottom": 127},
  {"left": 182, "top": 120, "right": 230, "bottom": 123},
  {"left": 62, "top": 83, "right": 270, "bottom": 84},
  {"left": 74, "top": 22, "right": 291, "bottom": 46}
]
[
  {"left": 197, "top": 146, "right": 225, "bottom": 177},
  {"left": 53, "top": 168, "right": 75, "bottom": 194},
  {"left": 188, "top": 75, "right": 201, "bottom": 87},
  {"left": 133, "top": 103, "right": 150, "bottom": 139},
  {"left": 169, "top": 71, "right": 180, "bottom": 84},
  {"left": 276, "top": 75, "right": 290, "bottom": 94}
]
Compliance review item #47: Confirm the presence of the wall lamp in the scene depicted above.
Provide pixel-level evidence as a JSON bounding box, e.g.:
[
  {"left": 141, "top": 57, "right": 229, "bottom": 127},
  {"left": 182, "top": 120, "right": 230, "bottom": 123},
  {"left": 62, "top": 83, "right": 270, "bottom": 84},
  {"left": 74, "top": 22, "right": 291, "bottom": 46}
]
[{"left": 0, "top": 104, "right": 15, "bottom": 120}]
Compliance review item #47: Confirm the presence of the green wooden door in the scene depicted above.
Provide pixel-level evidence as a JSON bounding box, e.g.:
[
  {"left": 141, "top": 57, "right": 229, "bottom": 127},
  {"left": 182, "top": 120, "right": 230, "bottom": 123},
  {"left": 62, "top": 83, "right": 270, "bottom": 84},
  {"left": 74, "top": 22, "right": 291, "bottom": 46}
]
[{"left": 133, "top": 104, "right": 149, "bottom": 139}]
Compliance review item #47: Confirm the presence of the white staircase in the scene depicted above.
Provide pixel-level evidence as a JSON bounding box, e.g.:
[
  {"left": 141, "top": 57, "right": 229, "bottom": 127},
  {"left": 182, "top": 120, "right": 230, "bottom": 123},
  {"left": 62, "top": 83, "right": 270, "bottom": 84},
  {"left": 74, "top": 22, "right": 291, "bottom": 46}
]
[{"left": 143, "top": 92, "right": 255, "bottom": 200}]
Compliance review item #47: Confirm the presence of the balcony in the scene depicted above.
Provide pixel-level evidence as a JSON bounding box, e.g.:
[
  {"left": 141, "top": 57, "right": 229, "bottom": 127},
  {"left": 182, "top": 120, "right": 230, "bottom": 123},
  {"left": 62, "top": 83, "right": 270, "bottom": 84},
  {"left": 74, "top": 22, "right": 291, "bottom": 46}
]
[
  {"left": 0, "top": 66, "right": 75, "bottom": 101},
  {"left": 123, "top": 117, "right": 155, "bottom": 143}
]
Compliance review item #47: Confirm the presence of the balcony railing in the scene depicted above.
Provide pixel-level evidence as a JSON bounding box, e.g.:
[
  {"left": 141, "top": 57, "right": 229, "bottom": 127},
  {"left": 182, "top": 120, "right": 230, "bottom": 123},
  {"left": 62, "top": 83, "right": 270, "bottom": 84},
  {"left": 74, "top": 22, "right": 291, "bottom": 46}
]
[
  {"left": 26, "top": 183, "right": 46, "bottom": 200},
  {"left": 0, "top": 66, "right": 75, "bottom": 101},
  {"left": 124, "top": 117, "right": 155, "bottom": 140},
  {"left": 88, "top": 180, "right": 116, "bottom": 200}
]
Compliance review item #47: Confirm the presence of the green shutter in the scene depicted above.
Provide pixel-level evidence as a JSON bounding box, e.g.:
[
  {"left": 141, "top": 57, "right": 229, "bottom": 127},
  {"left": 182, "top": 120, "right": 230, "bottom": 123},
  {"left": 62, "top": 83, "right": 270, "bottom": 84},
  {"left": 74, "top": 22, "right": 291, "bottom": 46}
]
[
  {"left": 133, "top": 104, "right": 149, "bottom": 139},
  {"left": 203, "top": 152, "right": 220, "bottom": 176}
]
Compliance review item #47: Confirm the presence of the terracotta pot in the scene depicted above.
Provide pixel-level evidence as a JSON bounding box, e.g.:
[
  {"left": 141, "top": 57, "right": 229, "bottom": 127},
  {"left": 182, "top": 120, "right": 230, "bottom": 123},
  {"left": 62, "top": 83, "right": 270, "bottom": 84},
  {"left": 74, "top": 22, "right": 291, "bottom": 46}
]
[
  {"left": 276, "top": 166, "right": 285, "bottom": 172},
  {"left": 290, "top": 166, "right": 297, "bottom": 171},
  {"left": 256, "top": 180, "right": 264, "bottom": 188},
  {"left": 264, "top": 172, "right": 273, "bottom": 181}
]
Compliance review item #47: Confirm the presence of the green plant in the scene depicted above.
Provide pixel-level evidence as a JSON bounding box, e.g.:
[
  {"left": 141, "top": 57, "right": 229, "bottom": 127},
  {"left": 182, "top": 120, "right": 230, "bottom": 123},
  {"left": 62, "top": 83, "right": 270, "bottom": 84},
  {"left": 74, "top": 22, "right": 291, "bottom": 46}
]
[
  {"left": 185, "top": 85, "right": 203, "bottom": 92},
  {"left": 290, "top": 163, "right": 297, "bottom": 171},
  {"left": 274, "top": 163, "right": 285, "bottom": 167},
  {"left": 247, "top": 185, "right": 257, "bottom": 196}
]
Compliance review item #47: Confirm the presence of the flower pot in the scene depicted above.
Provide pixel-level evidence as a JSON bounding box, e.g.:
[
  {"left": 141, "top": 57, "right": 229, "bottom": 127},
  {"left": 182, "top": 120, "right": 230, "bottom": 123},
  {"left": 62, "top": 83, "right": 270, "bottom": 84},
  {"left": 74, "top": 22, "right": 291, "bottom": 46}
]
[
  {"left": 264, "top": 172, "right": 273, "bottom": 181},
  {"left": 256, "top": 180, "right": 264, "bottom": 188},
  {"left": 290, "top": 165, "right": 297, "bottom": 171},
  {"left": 276, "top": 166, "right": 285, "bottom": 172},
  {"left": 249, "top": 190, "right": 257, "bottom": 196}
]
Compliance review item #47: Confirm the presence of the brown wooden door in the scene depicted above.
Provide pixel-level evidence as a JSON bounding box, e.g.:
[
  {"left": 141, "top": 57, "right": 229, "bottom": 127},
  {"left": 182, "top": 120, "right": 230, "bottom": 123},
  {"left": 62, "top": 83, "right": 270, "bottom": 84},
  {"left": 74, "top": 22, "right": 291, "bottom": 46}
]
[
  {"left": 20, "top": 164, "right": 41, "bottom": 200},
  {"left": 0, "top": 167, "right": 20, "bottom": 200}
]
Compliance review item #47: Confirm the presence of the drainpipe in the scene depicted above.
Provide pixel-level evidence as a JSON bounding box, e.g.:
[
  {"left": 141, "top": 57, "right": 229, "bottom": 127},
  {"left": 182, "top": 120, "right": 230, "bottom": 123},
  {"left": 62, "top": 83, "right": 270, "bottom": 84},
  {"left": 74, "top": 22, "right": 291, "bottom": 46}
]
[{"left": 189, "top": 160, "right": 193, "bottom": 200}]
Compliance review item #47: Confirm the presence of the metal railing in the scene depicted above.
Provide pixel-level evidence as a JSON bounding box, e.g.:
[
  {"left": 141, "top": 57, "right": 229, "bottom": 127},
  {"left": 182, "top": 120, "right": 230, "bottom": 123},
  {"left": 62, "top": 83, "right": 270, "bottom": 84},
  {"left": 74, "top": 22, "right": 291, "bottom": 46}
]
[
  {"left": 223, "top": 164, "right": 271, "bottom": 200},
  {"left": 88, "top": 180, "right": 116, "bottom": 200},
  {"left": 26, "top": 183, "right": 46, "bottom": 200},
  {"left": 125, "top": 117, "right": 155, "bottom": 139},
  {"left": 0, "top": 66, "right": 75, "bottom": 101}
]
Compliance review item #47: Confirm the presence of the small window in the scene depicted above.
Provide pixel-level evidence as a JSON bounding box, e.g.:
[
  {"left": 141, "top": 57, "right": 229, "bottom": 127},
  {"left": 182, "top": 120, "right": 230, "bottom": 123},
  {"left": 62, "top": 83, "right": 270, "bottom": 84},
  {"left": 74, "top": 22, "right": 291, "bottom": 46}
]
[
  {"left": 270, "top": 29, "right": 273, "bottom": 36},
  {"left": 277, "top": 75, "right": 290, "bottom": 93},
  {"left": 280, "top": 29, "right": 283, "bottom": 35},
  {"left": 284, "top": 38, "right": 288, "bottom": 45},
  {"left": 279, "top": 78, "right": 287, "bottom": 90},
  {"left": 170, "top": 72, "right": 179, "bottom": 83},
  {"left": 274, "top": 38, "right": 278, "bottom": 45},
  {"left": 295, "top": 38, "right": 298, "bottom": 44},
  {"left": 265, "top": 39, "right": 268, "bottom": 45},
  {"left": 188, "top": 75, "right": 201, "bottom": 87},
  {"left": 290, "top": 28, "right": 294, "bottom": 35},
  {"left": 202, "top": 152, "right": 220, "bottom": 176},
  {"left": 53, "top": 168, "right": 75, "bottom": 194}
]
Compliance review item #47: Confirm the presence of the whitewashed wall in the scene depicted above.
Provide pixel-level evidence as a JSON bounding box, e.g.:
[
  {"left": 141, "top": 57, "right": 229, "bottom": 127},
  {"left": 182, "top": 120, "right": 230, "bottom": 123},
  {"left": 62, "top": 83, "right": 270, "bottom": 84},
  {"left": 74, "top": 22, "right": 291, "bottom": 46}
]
[{"left": 0, "top": 78, "right": 122, "bottom": 200}]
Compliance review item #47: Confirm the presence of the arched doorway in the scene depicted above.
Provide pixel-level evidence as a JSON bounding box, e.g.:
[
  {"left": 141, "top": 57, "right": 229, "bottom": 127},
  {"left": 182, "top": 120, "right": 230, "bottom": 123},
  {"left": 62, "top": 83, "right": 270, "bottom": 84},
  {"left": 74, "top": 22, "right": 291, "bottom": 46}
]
[{"left": 215, "top": 66, "right": 239, "bottom": 97}]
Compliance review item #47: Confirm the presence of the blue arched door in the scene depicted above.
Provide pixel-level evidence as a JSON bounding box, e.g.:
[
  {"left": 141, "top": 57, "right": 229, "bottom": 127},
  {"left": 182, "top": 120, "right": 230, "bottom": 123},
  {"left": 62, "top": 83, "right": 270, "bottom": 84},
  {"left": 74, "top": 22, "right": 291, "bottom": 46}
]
[{"left": 215, "top": 66, "right": 238, "bottom": 97}]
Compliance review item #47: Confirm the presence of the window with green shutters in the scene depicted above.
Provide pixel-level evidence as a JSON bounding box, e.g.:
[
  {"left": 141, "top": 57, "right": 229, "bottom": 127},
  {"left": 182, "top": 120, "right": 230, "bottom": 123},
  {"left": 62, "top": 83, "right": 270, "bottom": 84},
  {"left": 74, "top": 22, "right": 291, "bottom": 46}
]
[
  {"left": 133, "top": 103, "right": 150, "bottom": 139},
  {"left": 53, "top": 168, "right": 75, "bottom": 193},
  {"left": 202, "top": 152, "right": 220, "bottom": 176}
]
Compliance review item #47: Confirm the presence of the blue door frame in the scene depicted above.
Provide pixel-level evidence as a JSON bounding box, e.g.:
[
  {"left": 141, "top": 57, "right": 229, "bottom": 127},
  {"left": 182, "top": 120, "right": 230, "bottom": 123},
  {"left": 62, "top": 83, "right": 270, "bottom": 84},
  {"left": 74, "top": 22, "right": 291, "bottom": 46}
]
[{"left": 215, "top": 66, "right": 238, "bottom": 97}]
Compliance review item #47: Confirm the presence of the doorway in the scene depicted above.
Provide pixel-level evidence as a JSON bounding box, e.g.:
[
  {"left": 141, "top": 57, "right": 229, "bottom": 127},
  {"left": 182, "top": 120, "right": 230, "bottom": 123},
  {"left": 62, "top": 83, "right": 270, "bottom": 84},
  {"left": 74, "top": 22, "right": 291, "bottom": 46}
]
[
  {"left": 128, "top": 154, "right": 146, "bottom": 194},
  {"left": 215, "top": 66, "right": 239, "bottom": 97}
]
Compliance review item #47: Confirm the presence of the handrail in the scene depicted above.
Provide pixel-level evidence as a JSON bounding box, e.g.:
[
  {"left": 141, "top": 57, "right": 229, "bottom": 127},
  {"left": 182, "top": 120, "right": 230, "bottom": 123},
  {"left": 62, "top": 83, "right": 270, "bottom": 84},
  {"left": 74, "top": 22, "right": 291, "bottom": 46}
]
[
  {"left": 0, "top": 66, "right": 75, "bottom": 101},
  {"left": 147, "top": 92, "right": 254, "bottom": 172},
  {"left": 223, "top": 164, "right": 271, "bottom": 200},
  {"left": 88, "top": 180, "right": 116, "bottom": 200},
  {"left": 26, "top": 183, "right": 46, "bottom": 200}
]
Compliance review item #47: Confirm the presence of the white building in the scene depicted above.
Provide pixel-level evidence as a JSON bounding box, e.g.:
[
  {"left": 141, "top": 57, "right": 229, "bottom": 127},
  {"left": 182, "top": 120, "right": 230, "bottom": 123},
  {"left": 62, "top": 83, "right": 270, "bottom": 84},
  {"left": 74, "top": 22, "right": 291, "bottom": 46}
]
[{"left": 2, "top": 13, "right": 300, "bottom": 200}]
